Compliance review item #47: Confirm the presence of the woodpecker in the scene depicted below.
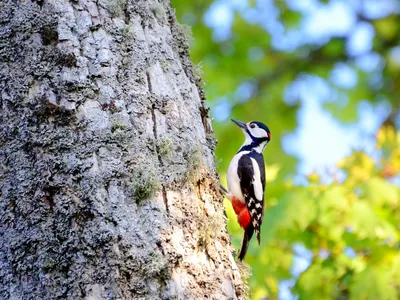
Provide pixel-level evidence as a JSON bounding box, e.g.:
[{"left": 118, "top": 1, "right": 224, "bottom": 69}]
[{"left": 222, "top": 119, "right": 271, "bottom": 260}]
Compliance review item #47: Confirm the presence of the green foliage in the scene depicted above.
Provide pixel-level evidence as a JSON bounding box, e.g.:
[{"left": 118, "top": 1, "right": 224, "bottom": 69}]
[
  {"left": 235, "top": 127, "right": 400, "bottom": 299},
  {"left": 172, "top": 0, "right": 400, "bottom": 298}
]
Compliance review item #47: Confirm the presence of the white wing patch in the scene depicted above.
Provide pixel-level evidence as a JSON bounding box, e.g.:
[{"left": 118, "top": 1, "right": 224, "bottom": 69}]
[{"left": 250, "top": 157, "right": 263, "bottom": 201}]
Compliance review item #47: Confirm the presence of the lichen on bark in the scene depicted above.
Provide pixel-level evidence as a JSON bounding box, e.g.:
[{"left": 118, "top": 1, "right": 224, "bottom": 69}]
[{"left": 0, "top": 0, "right": 247, "bottom": 299}]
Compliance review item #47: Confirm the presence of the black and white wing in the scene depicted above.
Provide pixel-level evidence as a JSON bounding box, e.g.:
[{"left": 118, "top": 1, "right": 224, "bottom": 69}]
[{"left": 237, "top": 152, "right": 266, "bottom": 243}]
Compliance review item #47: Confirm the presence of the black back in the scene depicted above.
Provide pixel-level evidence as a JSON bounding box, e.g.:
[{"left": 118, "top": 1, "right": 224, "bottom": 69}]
[{"left": 237, "top": 151, "right": 266, "bottom": 235}]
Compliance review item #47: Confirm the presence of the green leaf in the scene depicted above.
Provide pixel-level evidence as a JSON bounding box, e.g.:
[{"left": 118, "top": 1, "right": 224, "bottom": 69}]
[
  {"left": 173, "top": 0, "right": 400, "bottom": 297},
  {"left": 350, "top": 267, "right": 397, "bottom": 300},
  {"left": 318, "top": 186, "right": 349, "bottom": 214},
  {"left": 362, "top": 177, "right": 399, "bottom": 207},
  {"left": 347, "top": 201, "right": 398, "bottom": 241},
  {"left": 374, "top": 16, "right": 400, "bottom": 40},
  {"left": 295, "top": 262, "right": 340, "bottom": 300},
  {"left": 262, "top": 189, "right": 316, "bottom": 245}
]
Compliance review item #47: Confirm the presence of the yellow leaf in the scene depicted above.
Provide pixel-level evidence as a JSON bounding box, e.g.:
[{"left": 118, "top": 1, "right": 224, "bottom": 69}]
[
  {"left": 374, "top": 16, "right": 399, "bottom": 40},
  {"left": 266, "top": 164, "right": 281, "bottom": 182},
  {"left": 376, "top": 127, "right": 385, "bottom": 148},
  {"left": 253, "top": 287, "right": 269, "bottom": 300},
  {"left": 307, "top": 172, "right": 320, "bottom": 183},
  {"left": 387, "top": 126, "right": 396, "bottom": 143},
  {"left": 265, "top": 275, "right": 279, "bottom": 294}
]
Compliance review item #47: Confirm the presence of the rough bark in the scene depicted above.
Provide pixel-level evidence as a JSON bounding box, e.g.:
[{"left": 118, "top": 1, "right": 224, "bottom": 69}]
[{"left": 0, "top": 0, "right": 246, "bottom": 299}]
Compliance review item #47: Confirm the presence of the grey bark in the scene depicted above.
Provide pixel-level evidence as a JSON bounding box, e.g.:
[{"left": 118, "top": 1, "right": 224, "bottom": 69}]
[{"left": 0, "top": 0, "right": 247, "bottom": 299}]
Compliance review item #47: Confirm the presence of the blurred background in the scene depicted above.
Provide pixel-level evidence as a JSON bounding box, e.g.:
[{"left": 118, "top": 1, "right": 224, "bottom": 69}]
[{"left": 173, "top": 0, "right": 400, "bottom": 299}]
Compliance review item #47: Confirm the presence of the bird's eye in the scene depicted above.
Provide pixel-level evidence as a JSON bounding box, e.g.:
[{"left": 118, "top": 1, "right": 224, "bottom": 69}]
[{"left": 250, "top": 124, "right": 255, "bottom": 129}]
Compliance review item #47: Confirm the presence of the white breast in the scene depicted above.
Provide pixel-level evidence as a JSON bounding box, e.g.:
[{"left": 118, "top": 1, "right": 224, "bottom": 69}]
[{"left": 227, "top": 151, "right": 249, "bottom": 203}]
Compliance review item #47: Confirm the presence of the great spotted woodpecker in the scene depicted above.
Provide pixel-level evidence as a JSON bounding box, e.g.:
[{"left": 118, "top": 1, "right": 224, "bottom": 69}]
[{"left": 221, "top": 119, "right": 271, "bottom": 260}]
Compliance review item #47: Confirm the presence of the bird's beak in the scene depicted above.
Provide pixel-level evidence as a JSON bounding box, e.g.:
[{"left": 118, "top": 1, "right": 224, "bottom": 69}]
[{"left": 231, "top": 119, "right": 247, "bottom": 129}]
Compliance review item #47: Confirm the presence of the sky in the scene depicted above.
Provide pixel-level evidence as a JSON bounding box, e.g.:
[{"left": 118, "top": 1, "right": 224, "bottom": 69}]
[
  {"left": 205, "top": 0, "right": 394, "bottom": 176},
  {"left": 202, "top": 0, "right": 396, "bottom": 298}
]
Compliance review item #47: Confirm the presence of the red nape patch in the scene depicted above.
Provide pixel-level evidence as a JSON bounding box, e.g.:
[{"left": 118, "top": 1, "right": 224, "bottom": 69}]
[
  {"left": 231, "top": 197, "right": 246, "bottom": 215},
  {"left": 237, "top": 208, "right": 251, "bottom": 229}
]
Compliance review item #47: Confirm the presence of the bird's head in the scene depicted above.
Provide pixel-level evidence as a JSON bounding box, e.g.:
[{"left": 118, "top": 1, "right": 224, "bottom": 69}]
[{"left": 232, "top": 119, "right": 271, "bottom": 153}]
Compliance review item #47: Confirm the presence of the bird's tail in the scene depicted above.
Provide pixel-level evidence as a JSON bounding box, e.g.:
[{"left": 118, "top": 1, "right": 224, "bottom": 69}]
[{"left": 238, "top": 224, "right": 254, "bottom": 261}]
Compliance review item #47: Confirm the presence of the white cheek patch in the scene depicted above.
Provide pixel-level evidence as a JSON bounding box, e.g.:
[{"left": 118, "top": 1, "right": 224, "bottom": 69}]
[{"left": 251, "top": 127, "right": 268, "bottom": 139}]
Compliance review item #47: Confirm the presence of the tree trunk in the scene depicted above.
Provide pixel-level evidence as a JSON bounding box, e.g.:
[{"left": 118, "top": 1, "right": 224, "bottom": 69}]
[{"left": 0, "top": 0, "right": 246, "bottom": 299}]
